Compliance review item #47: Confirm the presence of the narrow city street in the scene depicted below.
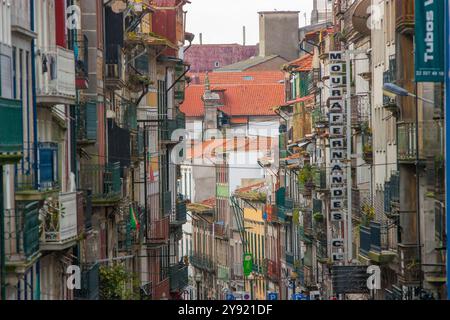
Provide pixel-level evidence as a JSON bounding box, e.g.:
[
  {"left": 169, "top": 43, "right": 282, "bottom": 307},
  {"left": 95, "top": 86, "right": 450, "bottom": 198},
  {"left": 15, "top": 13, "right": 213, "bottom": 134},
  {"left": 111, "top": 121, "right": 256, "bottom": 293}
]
[{"left": 0, "top": 0, "right": 449, "bottom": 302}]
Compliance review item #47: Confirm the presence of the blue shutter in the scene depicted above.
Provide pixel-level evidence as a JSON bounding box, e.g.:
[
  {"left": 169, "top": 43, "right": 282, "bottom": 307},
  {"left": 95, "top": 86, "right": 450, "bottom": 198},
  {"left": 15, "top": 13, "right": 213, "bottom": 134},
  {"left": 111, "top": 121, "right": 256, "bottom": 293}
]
[{"left": 39, "top": 148, "right": 54, "bottom": 183}]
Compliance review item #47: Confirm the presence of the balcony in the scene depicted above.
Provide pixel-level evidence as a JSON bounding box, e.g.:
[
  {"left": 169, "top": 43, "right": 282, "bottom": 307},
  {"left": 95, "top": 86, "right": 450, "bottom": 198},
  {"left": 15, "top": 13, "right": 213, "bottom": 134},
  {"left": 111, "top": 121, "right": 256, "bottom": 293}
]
[
  {"left": 131, "top": 129, "right": 145, "bottom": 162},
  {"left": 70, "top": 35, "right": 89, "bottom": 90},
  {"left": 36, "top": 46, "right": 76, "bottom": 106},
  {"left": 398, "top": 122, "right": 419, "bottom": 163},
  {"left": 396, "top": 0, "right": 415, "bottom": 35},
  {"left": 266, "top": 259, "right": 280, "bottom": 282},
  {"left": 11, "top": 1, "right": 35, "bottom": 38},
  {"left": 15, "top": 142, "right": 60, "bottom": 199},
  {"left": 170, "top": 200, "right": 187, "bottom": 226},
  {"left": 359, "top": 221, "right": 396, "bottom": 264},
  {"left": 40, "top": 192, "right": 79, "bottom": 251},
  {"left": 79, "top": 162, "right": 122, "bottom": 205},
  {"left": 265, "top": 204, "right": 279, "bottom": 224},
  {"left": 105, "top": 44, "right": 125, "bottom": 90},
  {"left": 189, "top": 254, "right": 215, "bottom": 273},
  {"left": 351, "top": 95, "right": 370, "bottom": 128},
  {"left": 383, "top": 55, "right": 399, "bottom": 113},
  {"left": 0, "top": 97, "right": 23, "bottom": 164},
  {"left": 3, "top": 202, "right": 41, "bottom": 267},
  {"left": 74, "top": 263, "right": 100, "bottom": 300},
  {"left": 314, "top": 167, "right": 327, "bottom": 190},
  {"left": 147, "top": 217, "right": 170, "bottom": 244},
  {"left": 161, "top": 111, "right": 186, "bottom": 144},
  {"left": 214, "top": 222, "right": 229, "bottom": 239},
  {"left": 119, "top": 103, "right": 138, "bottom": 131},
  {"left": 285, "top": 197, "right": 294, "bottom": 210},
  {"left": 169, "top": 264, "right": 189, "bottom": 292},
  {"left": 384, "top": 172, "right": 400, "bottom": 215},
  {"left": 76, "top": 102, "right": 97, "bottom": 145},
  {"left": 217, "top": 265, "right": 231, "bottom": 281},
  {"left": 312, "top": 108, "right": 328, "bottom": 130}
]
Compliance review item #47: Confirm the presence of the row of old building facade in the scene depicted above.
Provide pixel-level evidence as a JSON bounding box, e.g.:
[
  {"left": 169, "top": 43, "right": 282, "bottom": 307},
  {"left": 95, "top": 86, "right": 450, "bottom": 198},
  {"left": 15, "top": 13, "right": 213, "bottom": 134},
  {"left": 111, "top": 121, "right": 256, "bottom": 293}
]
[
  {"left": 0, "top": 0, "right": 192, "bottom": 300},
  {"left": 184, "top": 0, "right": 446, "bottom": 300}
]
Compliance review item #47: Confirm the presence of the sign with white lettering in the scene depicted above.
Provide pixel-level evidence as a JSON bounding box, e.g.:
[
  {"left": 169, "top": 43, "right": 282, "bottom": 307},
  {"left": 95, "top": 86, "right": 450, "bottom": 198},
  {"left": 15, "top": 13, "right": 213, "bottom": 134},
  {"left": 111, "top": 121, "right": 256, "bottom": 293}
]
[{"left": 415, "top": 0, "right": 445, "bottom": 82}]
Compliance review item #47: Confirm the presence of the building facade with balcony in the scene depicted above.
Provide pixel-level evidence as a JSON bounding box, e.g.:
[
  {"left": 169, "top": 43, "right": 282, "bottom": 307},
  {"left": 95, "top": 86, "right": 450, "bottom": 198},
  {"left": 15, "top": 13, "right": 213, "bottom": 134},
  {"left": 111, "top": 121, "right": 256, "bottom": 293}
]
[{"left": 1, "top": 0, "right": 191, "bottom": 301}]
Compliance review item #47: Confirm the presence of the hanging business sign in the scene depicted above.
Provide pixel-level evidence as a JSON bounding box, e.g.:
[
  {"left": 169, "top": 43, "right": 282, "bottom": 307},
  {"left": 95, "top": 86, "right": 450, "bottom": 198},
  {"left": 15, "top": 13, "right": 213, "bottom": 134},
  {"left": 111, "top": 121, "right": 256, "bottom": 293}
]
[
  {"left": 444, "top": 0, "right": 450, "bottom": 300},
  {"left": 415, "top": 0, "right": 445, "bottom": 82},
  {"left": 243, "top": 253, "right": 253, "bottom": 277},
  {"left": 329, "top": 51, "right": 346, "bottom": 263}
]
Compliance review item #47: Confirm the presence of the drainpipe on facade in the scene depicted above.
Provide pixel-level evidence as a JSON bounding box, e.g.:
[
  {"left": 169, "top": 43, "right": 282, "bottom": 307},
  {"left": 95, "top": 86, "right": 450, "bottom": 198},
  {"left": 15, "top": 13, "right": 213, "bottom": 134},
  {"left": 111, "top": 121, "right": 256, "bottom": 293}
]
[{"left": 30, "top": 0, "right": 38, "bottom": 190}]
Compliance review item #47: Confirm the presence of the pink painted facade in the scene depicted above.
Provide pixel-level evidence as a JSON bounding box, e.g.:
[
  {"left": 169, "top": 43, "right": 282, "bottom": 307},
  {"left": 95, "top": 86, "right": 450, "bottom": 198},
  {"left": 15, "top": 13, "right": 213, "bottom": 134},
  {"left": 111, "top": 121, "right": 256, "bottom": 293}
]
[{"left": 184, "top": 44, "right": 258, "bottom": 73}]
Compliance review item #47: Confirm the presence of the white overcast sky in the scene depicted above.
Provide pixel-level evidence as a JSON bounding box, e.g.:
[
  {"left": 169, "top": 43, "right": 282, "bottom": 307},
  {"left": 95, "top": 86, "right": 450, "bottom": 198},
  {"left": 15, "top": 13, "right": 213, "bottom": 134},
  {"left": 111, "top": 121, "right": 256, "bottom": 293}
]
[{"left": 185, "top": 0, "right": 314, "bottom": 45}]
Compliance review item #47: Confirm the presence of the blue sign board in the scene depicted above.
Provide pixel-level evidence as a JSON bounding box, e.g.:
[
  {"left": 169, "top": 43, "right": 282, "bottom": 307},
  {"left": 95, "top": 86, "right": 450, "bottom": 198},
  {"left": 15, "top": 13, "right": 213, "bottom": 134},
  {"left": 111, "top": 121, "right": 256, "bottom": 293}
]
[
  {"left": 226, "top": 293, "right": 235, "bottom": 301},
  {"left": 267, "top": 292, "right": 278, "bottom": 300},
  {"left": 292, "top": 293, "right": 309, "bottom": 301}
]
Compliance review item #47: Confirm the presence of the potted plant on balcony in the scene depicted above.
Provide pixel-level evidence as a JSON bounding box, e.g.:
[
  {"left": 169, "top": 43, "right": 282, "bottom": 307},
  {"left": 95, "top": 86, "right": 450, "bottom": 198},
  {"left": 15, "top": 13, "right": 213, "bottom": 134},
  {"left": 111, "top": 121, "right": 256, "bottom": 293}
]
[
  {"left": 363, "top": 143, "right": 373, "bottom": 163},
  {"left": 361, "top": 204, "right": 375, "bottom": 227},
  {"left": 299, "top": 164, "right": 316, "bottom": 191},
  {"left": 127, "top": 74, "right": 154, "bottom": 93},
  {"left": 39, "top": 197, "right": 63, "bottom": 240}
]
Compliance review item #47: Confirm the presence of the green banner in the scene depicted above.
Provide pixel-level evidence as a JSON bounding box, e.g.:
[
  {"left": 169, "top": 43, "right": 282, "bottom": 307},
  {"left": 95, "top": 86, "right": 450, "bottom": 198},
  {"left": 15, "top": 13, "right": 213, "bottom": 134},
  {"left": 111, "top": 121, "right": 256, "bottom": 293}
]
[
  {"left": 243, "top": 253, "right": 253, "bottom": 277},
  {"left": 415, "top": 0, "right": 445, "bottom": 82}
]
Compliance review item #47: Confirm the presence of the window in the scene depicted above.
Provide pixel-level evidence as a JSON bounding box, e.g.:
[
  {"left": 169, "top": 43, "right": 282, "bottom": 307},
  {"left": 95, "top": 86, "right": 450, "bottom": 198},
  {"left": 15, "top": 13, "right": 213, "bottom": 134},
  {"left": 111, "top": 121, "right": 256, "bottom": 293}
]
[{"left": 37, "top": 142, "right": 58, "bottom": 189}]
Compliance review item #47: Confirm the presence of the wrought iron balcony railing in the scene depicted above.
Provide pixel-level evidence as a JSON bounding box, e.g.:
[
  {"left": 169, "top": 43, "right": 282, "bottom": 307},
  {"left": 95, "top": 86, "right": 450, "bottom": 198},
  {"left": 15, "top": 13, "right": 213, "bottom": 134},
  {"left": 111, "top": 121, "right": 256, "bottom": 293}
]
[
  {"left": 189, "top": 254, "right": 215, "bottom": 272},
  {"left": 79, "top": 162, "right": 121, "bottom": 203},
  {"left": 147, "top": 216, "right": 170, "bottom": 244},
  {"left": 169, "top": 264, "right": 189, "bottom": 292},
  {"left": 15, "top": 142, "right": 59, "bottom": 192},
  {"left": 36, "top": 46, "right": 76, "bottom": 105},
  {"left": 76, "top": 102, "right": 97, "bottom": 144},
  {"left": 40, "top": 192, "right": 79, "bottom": 248},
  {"left": 74, "top": 263, "right": 100, "bottom": 300},
  {"left": 3, "top": 202, "right": 40, "bottom": 264}
]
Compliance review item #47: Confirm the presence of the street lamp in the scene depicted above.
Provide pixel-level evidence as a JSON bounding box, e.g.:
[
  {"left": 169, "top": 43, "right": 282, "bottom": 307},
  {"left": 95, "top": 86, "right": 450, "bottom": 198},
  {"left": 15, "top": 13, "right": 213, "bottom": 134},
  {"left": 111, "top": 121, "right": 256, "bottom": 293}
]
[
  {"left": 195, "top": 273, "right": 202, "bottom": 300},
  {"left": 383, "top": 83, "right": 436, "bottom": 105}
]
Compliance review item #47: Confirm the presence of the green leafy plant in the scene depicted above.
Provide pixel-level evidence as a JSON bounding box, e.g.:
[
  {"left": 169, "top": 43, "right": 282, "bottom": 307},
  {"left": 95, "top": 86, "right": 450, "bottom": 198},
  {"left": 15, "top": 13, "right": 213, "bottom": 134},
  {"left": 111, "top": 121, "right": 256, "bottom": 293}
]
[
  {"left": 361, "top": 204, "right": 375, "bottom": 226},
  {"left": 313, "top": 212, "right": 324, "bottom": 222},
  {"left": 99, "top": 264, "right": 140, "bottom": 300},
  {"left": 299, "top": 164, "right": 317, "bottom": 185}
]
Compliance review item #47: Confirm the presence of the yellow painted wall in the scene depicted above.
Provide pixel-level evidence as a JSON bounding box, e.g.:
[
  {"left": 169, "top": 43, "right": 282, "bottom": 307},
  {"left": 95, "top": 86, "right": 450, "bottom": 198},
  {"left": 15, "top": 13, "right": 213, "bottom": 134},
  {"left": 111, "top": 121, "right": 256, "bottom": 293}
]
[{"left": 243, "top": 207, "right": 266, "bottom": 300}]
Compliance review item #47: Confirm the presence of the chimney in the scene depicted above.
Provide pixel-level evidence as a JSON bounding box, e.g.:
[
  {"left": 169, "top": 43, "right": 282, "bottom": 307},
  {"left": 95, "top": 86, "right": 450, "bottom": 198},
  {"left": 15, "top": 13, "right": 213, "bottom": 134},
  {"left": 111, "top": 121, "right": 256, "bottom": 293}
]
[
  {"left": 243, "top": 26, "right": 246, "bottom": 46},
  {"left": 199, "top": 33, "right": 203, "bottom": 45},
  {"left": 202, "top": 72, "right": 221, "bottom": 135},
  {"left": 311, "top": 0, "right": 319, "bottom": 25}
]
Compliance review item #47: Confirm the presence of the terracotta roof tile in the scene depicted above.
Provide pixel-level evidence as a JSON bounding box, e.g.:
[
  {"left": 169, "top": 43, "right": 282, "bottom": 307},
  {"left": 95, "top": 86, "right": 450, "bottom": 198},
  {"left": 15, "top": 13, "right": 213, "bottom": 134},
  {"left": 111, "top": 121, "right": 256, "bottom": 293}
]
[
  {"left": 181, "top": 71, "right": 285, "bottom": 117},
  {"left": 288, "top": 55, "right": 313, "bottom": 71}
]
